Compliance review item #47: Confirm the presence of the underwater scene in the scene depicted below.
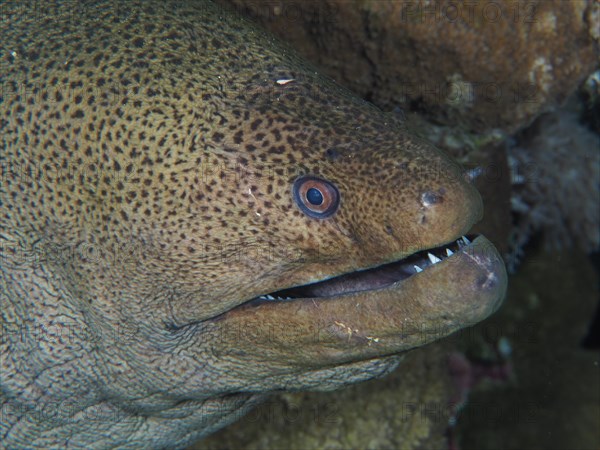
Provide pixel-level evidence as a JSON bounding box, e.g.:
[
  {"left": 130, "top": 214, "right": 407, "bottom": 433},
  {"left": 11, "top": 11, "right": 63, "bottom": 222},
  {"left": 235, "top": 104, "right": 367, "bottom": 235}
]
[{"left": 1, "top": 1, "right": 598, "bottom": 449}]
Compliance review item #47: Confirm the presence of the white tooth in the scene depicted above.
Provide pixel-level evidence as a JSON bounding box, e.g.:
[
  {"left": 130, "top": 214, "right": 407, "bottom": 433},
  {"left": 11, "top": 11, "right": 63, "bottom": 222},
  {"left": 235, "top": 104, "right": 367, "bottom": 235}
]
[
  {"left": 265, "top": 295, "right": 275, "bottom": 300},
  {"left": 462, "top": 236, "right": 471, "bottom": 245},
  {"left": 428, "top": 252, "right": 441, "bottom": 264},
  {"left": 414, "top": 265, "right": 423, "bottom": 273},
  {"left": 446, "top": 248, "right": 454, "bottom": 256},
  {"left": 285, "top": 297, "right": 293, "bottom": 300}
]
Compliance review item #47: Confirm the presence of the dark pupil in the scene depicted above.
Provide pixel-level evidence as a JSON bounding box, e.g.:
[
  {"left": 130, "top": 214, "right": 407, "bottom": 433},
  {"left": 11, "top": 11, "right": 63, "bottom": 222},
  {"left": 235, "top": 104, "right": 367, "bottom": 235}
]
[{"left": 306, "top": 187, "right": 324, "bottom": 205}]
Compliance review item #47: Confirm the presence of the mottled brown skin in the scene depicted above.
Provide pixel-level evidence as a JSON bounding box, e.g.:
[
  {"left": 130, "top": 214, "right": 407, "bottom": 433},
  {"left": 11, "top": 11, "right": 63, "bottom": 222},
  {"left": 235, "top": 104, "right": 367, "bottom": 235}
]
[{"left": 0, "top": 1, "right": 506, "bottom": 448}]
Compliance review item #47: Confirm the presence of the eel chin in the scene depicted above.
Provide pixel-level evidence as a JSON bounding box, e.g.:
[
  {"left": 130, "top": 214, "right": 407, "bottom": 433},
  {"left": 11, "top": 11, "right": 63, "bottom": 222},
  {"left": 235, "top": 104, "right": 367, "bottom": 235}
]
[{"left": 214, "top": 235, "right": 507, "bottom": 366}]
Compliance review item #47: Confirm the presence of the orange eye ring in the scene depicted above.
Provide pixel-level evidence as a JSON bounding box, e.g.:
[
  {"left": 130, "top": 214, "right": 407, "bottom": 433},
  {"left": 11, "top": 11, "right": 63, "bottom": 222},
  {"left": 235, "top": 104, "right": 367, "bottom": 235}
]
[{"left": 293, "top": 176, "right": 340, "bottom": 219}]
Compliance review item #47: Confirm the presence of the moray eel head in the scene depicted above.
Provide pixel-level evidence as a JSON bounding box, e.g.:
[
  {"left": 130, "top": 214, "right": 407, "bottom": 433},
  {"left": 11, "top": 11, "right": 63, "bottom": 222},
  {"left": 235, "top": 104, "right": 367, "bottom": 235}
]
[
  {"left": 209, "top": 131, "right": 506, "bottom": 370},
  {"left": 1, "top": 0, "right": 507, "bottom": 445}
]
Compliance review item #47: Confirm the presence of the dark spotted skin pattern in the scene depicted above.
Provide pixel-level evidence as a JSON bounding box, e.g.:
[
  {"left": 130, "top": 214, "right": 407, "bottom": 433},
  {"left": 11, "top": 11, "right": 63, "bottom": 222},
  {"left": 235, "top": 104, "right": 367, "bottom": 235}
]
[{"left": 1, "top": 1, "right": 505, "bottom": 447}]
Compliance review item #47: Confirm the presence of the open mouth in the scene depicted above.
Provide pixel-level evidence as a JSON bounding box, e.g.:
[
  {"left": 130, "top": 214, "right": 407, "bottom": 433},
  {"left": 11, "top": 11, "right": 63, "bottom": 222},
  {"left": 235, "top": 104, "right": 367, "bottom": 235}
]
[
  {"left": 252, "top": 235, "right": 476, "bottom": 303},
  {"left": 217, "top": 233, "right": 505, "bottom": 361}
]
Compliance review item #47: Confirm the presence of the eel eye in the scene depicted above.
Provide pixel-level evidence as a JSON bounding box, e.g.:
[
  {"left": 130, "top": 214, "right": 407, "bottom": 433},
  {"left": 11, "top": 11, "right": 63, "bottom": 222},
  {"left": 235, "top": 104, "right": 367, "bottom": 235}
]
[{"left": 293, "top": 176, "right": 340, "bottom": 219}]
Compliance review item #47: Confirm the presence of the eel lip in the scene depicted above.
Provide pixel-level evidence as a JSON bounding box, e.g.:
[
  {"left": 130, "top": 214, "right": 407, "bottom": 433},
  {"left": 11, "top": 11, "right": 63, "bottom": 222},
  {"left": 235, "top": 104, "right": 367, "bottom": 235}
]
[{"left": 212, "top": 235, "right": 507, "bottom": 365}]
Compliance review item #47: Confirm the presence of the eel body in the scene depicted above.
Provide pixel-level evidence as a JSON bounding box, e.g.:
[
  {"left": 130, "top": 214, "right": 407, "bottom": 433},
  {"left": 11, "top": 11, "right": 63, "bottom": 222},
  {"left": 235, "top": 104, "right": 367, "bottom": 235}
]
[{"left": 1, "top": 1, "right": 507, "bottom": 447}]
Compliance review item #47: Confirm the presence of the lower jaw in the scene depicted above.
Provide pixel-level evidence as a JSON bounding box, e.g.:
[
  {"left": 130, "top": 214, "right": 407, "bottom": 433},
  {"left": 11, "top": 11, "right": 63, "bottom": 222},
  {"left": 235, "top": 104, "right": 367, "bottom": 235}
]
[{"left": 212, "top": 235, "right": 507, "bottom": 366}]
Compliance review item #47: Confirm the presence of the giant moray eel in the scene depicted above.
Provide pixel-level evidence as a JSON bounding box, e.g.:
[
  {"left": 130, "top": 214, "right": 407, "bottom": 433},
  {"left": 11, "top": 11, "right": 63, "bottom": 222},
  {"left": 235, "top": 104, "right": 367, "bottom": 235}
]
[{"left": 0, "top": 1, "right": 507, "bottom": 447}]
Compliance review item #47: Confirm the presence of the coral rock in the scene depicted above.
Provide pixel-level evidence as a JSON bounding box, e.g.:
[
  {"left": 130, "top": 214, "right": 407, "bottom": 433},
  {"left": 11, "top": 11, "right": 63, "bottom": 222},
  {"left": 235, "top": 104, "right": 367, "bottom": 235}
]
[
  {"left": 221, "top": 0, "right": 599, "bottom": 133},
  {"left": 508, "top": 109, "right": 600, "bottom": 268}
]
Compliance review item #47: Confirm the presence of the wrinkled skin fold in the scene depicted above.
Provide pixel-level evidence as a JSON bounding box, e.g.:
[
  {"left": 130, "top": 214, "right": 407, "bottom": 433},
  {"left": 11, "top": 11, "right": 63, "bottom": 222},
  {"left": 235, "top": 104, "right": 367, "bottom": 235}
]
[{"left": 0, "top": 0, "right": 507, "bottom": 447}]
